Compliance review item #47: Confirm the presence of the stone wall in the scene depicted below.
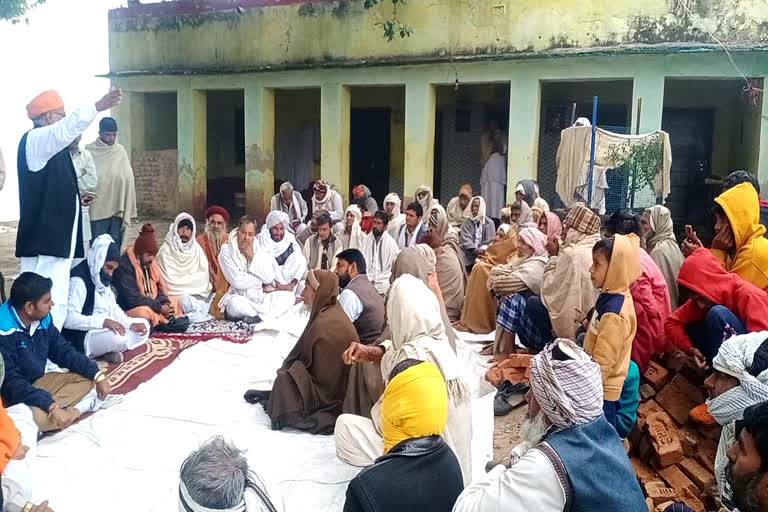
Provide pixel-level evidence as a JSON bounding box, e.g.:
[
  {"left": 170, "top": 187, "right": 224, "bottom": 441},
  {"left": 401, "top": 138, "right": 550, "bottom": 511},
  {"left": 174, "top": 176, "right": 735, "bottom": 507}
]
[{"left": 132, "top": 149, "right": 179, "bottom": 218}]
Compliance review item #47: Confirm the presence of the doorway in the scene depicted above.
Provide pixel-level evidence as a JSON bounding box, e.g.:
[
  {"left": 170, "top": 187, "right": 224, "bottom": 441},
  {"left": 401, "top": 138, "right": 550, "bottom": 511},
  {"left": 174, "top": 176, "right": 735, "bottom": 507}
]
[{"left": 350, "top": 108, "right": 391, "bottom": 203}]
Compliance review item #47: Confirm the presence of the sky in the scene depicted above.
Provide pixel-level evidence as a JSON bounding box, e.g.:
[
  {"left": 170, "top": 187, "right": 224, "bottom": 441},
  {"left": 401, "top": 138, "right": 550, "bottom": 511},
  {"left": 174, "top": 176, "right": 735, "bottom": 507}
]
[{"left": 0, "top": 0, "right": 125, "bottom": 222}]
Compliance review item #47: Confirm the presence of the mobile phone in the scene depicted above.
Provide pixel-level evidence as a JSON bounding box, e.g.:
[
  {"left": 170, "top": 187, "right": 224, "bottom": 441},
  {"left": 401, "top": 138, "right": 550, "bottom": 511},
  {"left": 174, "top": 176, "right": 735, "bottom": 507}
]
[{"left": 685, "top": 225, "right": 694, "bottom": 240}]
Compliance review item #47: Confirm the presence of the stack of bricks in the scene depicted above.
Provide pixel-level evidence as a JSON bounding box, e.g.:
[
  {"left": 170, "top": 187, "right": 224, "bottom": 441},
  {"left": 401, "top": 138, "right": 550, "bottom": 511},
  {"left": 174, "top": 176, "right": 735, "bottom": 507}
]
[
  {"left": 485, "top": 353, "right": 533, "bottom": 388},
  {"left": 629, "top": 352, "right": 721, "bottom": 512}
]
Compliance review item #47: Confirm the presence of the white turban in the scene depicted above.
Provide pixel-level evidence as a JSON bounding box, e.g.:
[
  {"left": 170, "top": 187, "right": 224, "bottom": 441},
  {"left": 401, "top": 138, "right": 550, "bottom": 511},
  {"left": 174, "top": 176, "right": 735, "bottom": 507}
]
[
  {"left": 384, "top": 193, "right": 402, "bottom": 216},
  {"left": 266, "top": 211, "right": 290, "bottom": 230},
  {"left": 529, "top": 339, "right": 604, "bottom": 429}
]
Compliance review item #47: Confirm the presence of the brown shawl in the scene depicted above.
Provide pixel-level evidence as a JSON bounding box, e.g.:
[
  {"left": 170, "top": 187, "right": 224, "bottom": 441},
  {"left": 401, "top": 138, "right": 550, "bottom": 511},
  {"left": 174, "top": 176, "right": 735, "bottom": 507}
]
[
  {"left": 197, "top": 232, "right": 227, "bottom": 288},
  {"left": 267, "top": 270, "right": 358, "bottom": 434},
  {"left": 457, "top": 230, "right": 519, "bottom": 334},
  {"left": 127, "top": 247, "right": 169, "bottom": 300}
]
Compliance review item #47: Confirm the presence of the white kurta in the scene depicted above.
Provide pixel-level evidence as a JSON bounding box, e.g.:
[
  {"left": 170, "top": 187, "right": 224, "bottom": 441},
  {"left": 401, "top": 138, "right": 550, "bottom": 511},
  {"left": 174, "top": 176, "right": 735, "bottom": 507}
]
[
  {"left": 218, "top": 234, "right": 296, "bottom": 322},
  {"left": 256, "top": 227, "right": 308, "bottom": 293},
  {"left": 452, "top": 450, "right": 566, "bottom": 512},
  {"left": 20, "top": 103, "right": 98, "bottom": 331},
  {"left": 64, "top": 277, "right": 149, "bottom": 358},
  {"left": 480, "top": 152, "right": 507, "bottom": 219},
  {"left": 360, "top": 231, "right": 399, "bottom": 295},
  {"left": 71, "top": 147, "right": 97, "bottom": 251}
]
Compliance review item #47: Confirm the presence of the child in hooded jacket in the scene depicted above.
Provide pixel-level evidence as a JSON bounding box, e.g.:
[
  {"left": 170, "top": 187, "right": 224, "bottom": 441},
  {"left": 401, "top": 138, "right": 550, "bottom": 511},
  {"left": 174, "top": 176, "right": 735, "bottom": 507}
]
[{"left": 585, "top": 233, "right": 641, "bottom": 429}]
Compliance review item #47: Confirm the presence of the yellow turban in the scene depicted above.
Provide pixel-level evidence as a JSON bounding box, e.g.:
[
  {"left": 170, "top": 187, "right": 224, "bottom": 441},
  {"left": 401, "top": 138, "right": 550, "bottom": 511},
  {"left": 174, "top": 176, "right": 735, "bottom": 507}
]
[
  {"left": 381, "top": 361, "right": 448, "bottom": 454},
  {"left": 26, "top": 90, "right": 64, "bottom": 120}
]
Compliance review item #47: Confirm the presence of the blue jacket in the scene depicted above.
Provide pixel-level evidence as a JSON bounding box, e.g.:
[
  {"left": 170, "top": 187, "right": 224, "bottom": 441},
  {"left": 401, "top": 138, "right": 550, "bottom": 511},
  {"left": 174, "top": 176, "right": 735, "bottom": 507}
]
[{"left": 0, "top": 301, "right": 98, "bottom": 412}]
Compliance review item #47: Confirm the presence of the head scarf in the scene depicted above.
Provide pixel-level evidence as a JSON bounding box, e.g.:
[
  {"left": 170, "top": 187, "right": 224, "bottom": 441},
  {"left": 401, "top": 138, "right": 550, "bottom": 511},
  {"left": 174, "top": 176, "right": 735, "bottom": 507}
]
[
  {"left": 415, "top": 185, "right": 436, "bottom": 210},
  {"left": 518, "top": 227, "right": 548, "bottom": 257},
  {"left": 156, "top": 212, "right": 212, "bottom": 297},
  {"left": 384, "top": 193, "right": 402, "bottom": 217},
  {"left": 391, "top": 246, "right": 432, "bottom": 284},
  {"left": 312, "top": 180, "right": 335, "bottom": 210},
  {"left": 531, "top": 197, "right": 550, "bottom": 222},
  {"left": 542, "top": 211, "right": 563, "bottom": 244},
  {"left": 26, "top": 90, "right": 64, "bottom": 119},
  {"left": 343, "top": 204, "right": 365, "bottom": 250},
  {"left": 529, "top": 338, "right": 604, "bottom": 429},
  {"left": 279, "top": 181, "right": 294, "bottom": 194},
  {"left": 511, "top": 201, "right": 533, "bottom": 230},
  {"left": 564, "top": 204, "right": 601, "bottom": 235},
  {"left": 205, "top": 205, "right": 230, "bottom": 225},
  {"left": 645, "top": 205, "right": 676, "bottom": 249},
  {"left": 352, "top": 185, "right": 368, "bottom": 200},
  {"left": 304, "top": 270, "right": 340, "bottom": 328},
  {"left": 428, "top": 204, "right": 451, "bottom": 239},
  {"left": 708, "top": 332, "right": 768, "bottom": 500},
  {"left": 258, "top": 211, "right": 295, "bottom": 257},
  {"left": 88, "top": 234, "right": 119, "bottom": 293},
  {"left": 386, "top": 274, "right": 467, "bottom": 404},
  {"left": 382, "top": 361, "right": 448, "bottom": 454},
  {"left": 515, "top": 180, "right": 539, "bottom": 207},
  {"left": 465, "top": 196, "right": 488, "bottom": 224}
]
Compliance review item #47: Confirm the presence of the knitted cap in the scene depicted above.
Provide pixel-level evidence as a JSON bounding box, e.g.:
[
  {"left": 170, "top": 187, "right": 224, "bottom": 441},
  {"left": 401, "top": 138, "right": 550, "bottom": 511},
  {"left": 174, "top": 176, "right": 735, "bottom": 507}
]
[{"left": 134, "top": 223, "right": 159, "bottom": 255}]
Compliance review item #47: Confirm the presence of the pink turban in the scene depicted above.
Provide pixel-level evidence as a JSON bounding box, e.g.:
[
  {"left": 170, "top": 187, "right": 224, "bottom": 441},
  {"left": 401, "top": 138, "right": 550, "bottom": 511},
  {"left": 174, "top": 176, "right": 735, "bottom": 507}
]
[{"left": 518, "top": 226, "right": 548, "bottom": 257}]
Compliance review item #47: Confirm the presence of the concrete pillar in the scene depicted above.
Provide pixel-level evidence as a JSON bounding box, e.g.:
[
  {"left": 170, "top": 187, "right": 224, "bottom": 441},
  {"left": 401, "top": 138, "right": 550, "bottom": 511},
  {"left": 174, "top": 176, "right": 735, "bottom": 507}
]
[
  {"left": 321, "top": 83, "right": 351, "bottom": 203},
  {"left": 506, "top": 77, "right": 540, "bottom": 203},
  {"left": 758, "top": 82, "right": 768, "bottom": 190},
  {"left": 403, "top": 81, "right": 436, "bottom": 199},
  {"left": 177, "top": 88, "right": 207, "bottom": 218},
  {"left": 244, "top": 84, "right": 275, "bottom": 222},
  {"left": 112, "top": 91, "right": 145, "bottom": 164},
  {"left": 631, "top": 75, "right": 665, "bottom": 134}
]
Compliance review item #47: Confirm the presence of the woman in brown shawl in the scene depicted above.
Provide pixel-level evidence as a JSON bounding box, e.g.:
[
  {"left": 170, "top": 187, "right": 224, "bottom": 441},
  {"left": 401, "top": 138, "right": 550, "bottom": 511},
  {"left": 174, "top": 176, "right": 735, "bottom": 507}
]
[
  {"left": 244, "top": 270, "right": 358, "bottom": 434},
  {"left": 455, "top": 225, "right": 519, "bottom": 334},
  {"left": 423, "top": 204, "right": 467, "bottom": 321}
]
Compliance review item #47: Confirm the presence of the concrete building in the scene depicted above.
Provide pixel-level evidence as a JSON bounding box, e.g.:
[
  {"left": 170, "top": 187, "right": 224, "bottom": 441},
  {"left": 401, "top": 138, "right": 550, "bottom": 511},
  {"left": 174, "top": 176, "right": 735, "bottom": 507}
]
[{"left": 107, "top": 0, "right": 768, "bottom": 233}]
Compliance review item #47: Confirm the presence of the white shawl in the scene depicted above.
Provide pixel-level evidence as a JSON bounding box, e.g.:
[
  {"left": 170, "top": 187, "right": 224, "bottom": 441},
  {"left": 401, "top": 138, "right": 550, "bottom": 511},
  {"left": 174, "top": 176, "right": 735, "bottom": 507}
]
[
  {"left": 85, "top": 138, "right": 138, "bottom": 227},
  {"left": 157, "top": 213, "right": 213, "bottom": 298},
  {"left": 342, "top": 204, "right": 365, "bottom": 250},
  {"left": 398, "top": 221, "right": 423, "bottom": 249},
  {"left": 360, "top": 230, "right": 399, "bottom": 292}
]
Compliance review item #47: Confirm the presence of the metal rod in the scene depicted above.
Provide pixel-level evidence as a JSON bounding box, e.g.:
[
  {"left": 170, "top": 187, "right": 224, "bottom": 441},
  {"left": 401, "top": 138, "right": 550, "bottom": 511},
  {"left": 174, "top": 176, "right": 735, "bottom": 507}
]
[
  {"left": 635, "top": 97, "right": 642, "bottom": 135},
  {"left": 588, "top": 96, "right": 598, "bottom": 204},
  {"left": 570, "top": 102, "right": 577, "bottom": 126}
]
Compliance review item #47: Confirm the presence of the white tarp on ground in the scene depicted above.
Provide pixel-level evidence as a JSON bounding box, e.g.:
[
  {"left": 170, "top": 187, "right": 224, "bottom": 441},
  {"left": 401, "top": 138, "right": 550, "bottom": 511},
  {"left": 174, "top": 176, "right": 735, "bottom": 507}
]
[{"left": 12, "top": 320, "right": 494, "bottom": 511}]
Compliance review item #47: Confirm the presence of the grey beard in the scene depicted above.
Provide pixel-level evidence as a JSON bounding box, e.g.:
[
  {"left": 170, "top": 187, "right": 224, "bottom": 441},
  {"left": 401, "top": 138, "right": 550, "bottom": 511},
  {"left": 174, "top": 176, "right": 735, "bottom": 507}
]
[
  {"left": 512, "top": 411, "right": 550, "bottom": 459},
  {"left": 206, "top": 225, "right": 225, "bottom": 254}
]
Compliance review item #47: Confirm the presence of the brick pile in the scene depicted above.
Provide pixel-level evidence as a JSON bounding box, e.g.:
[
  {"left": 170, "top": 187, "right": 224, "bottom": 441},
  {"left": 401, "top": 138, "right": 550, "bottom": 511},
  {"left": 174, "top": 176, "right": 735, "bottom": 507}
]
[
  {"left": 628, "top": 353, "right": 721, "bottom": 512},
  {"left": 485, "top": 353, "right": 533, "bottom": 387}
]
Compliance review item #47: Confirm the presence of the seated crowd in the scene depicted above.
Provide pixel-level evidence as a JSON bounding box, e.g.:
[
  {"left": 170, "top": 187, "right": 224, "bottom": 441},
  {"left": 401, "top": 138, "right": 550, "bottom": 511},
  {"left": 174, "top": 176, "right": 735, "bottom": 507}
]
[{"left": 5, "top": 85, "right": 768, "bottom": 512}]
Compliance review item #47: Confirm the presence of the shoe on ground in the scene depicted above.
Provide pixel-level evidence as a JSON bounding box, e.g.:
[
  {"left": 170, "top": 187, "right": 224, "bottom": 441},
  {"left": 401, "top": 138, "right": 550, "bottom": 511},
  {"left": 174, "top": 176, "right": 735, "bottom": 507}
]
[
  {"left": 244, "top": 389, "right": 270, "bottom": 404},
  {"left": 242, "top": 315, "right": 263, "bottom": 325},
  {"left": 494, "top": 392, "right": 514, "bottom": 416}
]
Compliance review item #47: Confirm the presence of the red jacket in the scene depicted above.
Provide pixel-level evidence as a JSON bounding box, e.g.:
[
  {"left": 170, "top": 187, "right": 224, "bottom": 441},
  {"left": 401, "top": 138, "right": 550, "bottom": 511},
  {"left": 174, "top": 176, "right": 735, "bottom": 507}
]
[
  {"left": 665, "top": 248, "right": 768, "bottom": 351},
  {"left": 629, "top": 250, "right": 672, "bottom": 372}
]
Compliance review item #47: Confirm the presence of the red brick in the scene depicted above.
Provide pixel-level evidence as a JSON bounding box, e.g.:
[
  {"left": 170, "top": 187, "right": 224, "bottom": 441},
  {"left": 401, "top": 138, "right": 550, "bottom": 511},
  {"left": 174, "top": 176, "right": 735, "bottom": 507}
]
[
  {"left": 678, "top": 427, "right": 701, "bottom": 457},
  {"left": 670, "top": 374, "right": 706, "bottom": 404},
  {"left": 524, "top": 366, "right": 531, "bottom": 379},
  {"left": 643, "top": 480, "right": 668, "bottom": 495},
  {"left": 664, "top": 350, "right": 690, "bottom": 372},
  {"left": 638, "top": 399, "right": 666, "bottom": 430},
  {"left": 632, "top": 457, "right": 662, "bottom": 486},
  {"left": 658, "top": 465, "right": 700, "bottom": 497},
  {"left": 646, "top": 485, "right": 678, "bottom": 505},
  {"left": 644, "top": 361, "right": 671, "bottom": 390},
  {"left": 507, "top": 353, "right": 533, "bottom": 368},
  {"left": 656, "top": 379, "right": 700, "bottom": 426},
  {"left": 679, "top": 457, "right": 715, "bottom": 491},
  {"left": 646, "top": 412, "right": 684, "bottom": 467},
  {"left": 696, "top": 439, "right": 717, "bottom": 471},
  {"left": 679, "top": 487, "right": 706, "bottom": 512}
]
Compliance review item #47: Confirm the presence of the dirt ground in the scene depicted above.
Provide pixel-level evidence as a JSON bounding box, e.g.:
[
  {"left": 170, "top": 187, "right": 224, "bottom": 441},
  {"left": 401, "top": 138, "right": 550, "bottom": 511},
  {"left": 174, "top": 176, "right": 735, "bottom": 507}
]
[{"left": 0, "top": 217, "right": 525, "bottom": 461}]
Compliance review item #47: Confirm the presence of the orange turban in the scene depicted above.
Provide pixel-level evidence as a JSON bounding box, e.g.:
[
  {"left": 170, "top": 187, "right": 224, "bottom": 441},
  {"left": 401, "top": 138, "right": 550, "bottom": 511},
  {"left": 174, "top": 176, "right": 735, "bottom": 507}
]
[{"left": 26, "top": 90, "right": 64, "bottom": 120}]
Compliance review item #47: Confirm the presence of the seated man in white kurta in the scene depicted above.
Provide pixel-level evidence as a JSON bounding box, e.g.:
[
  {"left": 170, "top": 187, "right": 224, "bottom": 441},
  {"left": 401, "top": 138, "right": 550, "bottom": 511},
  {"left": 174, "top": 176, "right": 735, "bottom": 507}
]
[
  {"left": 156, "top": 212, "right": 214, "bottom": 324},
  {"left": 63, "top": 234, "right": 149, "bottom": 363},
  {"left": 257, "top": 211, "right": 307, "bottom": 294},
  {"left": 218, "top": 216, "right": 300, "bottom": 324}
]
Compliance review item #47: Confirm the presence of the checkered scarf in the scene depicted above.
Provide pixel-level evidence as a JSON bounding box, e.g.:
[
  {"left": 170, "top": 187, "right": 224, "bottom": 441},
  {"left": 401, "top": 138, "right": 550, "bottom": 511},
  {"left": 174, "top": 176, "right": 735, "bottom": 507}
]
[
  {"left": 564, "top": 204, "right": 601, "bottom": 235},
  {"left": 529, "top": 338, "right": 604, "bottom": 429}
]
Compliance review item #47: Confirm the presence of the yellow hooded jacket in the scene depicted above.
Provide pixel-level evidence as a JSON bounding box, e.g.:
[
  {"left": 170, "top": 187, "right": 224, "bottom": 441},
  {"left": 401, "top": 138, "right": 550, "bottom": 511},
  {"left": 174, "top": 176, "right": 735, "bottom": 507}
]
[
  {"left": 713, "top": 183, "right": 768, "bottom": 290},
  {"left": 584, "top": 233, "right": 641, "bottom": 401}
]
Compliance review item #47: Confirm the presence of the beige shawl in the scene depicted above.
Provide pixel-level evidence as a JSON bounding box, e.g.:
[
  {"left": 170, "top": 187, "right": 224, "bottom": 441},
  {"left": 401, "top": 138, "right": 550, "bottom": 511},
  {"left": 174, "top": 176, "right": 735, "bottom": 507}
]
[
  {"left": 157, "top": 213, "right": 213, "bottom": 298},
  {"left": 541, "top": 230, "right": 601, "bottom": 339},
  {"left": 85, "top": 138, "right": 138, "bottom": 226},
  {"left": 646, "top": 205, "right": 684, "bottom": 308}
]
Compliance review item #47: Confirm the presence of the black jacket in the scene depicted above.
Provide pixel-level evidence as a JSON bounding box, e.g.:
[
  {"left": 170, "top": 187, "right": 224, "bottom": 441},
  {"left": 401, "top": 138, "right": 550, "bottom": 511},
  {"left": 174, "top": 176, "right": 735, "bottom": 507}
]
[
  {"left": 343, "top": 436, "right": 463, "bottom": 512},
  {"left": 113, "top": 252, "right": 169, "bottom": 313}
]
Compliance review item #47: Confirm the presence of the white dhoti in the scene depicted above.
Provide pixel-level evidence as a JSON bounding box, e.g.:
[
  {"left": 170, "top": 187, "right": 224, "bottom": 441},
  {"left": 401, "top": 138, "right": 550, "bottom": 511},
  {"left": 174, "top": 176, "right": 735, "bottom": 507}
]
[
  {"left": 224, "top": 290, "right": 296, "bottom": 322},
  {"left": 178, "top": 295, "right": 213, "bottom": 324},
  {"left": 83, "top": 318, "right": 150, "bottom": 358},
  {"left": 20, "top": 255, "right": 73, "bottom": 331},
  {"left": 4, "top": 405, "right": 38, "bottom": 504}
]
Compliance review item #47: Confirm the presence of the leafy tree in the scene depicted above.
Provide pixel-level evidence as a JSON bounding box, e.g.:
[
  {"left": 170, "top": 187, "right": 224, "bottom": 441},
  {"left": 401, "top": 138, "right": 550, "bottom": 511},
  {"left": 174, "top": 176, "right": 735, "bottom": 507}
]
[
  {"left": 1, "top": 0, "right": 46, "bottom": 23},
  {"left": 362, "top": 0, "right": 412, "bottom": 41}
]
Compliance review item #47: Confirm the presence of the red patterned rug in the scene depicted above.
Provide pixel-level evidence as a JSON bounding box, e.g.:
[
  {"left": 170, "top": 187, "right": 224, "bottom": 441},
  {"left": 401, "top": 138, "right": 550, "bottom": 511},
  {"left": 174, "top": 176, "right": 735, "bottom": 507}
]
[{"left": 106, "top": 327, "right": 250, "bottom": 395}]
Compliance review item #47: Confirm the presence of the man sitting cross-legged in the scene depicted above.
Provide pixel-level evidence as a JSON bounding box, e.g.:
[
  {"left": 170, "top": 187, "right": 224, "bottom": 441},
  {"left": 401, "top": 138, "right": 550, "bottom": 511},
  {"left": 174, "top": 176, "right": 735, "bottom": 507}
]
[
  {"left": 62, "top": 234, "right": 149, "bottom": 363},
  {"left": 453, "top": 339, "right": 647, "bottom": 512},
  {"left": 218, "top": 216, "right": 300, "bottom": 324},
  {"left": 256, "top": 211, "right": 308, "bottom": 295},
  {"left": 0, "top": 272, "right": 114, "bottom": 433}
]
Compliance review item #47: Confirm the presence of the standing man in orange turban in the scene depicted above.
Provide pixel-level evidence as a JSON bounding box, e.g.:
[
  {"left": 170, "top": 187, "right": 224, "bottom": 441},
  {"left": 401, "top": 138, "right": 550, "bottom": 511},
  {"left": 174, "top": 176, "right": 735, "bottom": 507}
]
[{"left": 17, "top": 88, "right": 122, "bottom": 330}]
